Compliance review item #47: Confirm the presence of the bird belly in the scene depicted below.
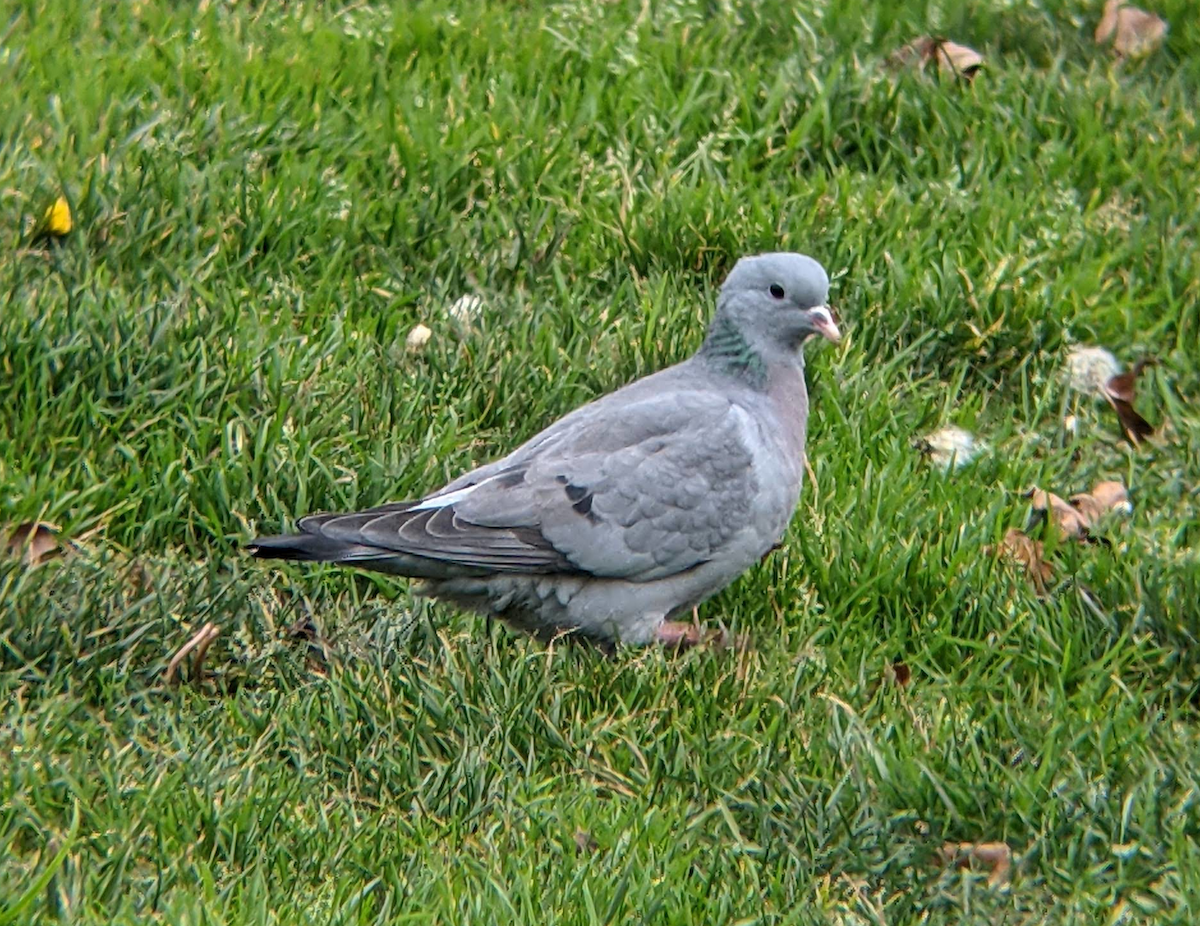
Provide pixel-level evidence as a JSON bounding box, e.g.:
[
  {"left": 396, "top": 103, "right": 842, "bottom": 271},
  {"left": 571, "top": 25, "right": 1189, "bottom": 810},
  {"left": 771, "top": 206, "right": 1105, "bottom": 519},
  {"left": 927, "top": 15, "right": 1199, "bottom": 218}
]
[{"left": 425, "top": 564, "right": 743, "bottom": 645}]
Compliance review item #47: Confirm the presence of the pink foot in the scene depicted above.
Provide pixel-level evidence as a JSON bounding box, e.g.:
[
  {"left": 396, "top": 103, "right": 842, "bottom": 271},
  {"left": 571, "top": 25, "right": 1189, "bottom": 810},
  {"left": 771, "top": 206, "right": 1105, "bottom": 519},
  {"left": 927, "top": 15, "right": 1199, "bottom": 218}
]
[
  {"left": 656, "top": 620, "right": 706, "bottom": 650},
  {"left": 655, "top": 620, "right": 747, "bottom": 652}
]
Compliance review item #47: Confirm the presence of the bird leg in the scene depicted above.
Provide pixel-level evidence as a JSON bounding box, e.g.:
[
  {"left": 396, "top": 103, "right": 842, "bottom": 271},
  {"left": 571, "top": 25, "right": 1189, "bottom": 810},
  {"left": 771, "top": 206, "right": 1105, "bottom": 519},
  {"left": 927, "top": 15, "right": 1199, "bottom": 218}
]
[
  {"left": 656, "top": 610, "right": 738, "bottom": 651},
  {"left": 656, "top": 620, "right": 707, "bottom": 650},
  {"left": 656, "top": 608, "right": 752, "bottom": 652}
]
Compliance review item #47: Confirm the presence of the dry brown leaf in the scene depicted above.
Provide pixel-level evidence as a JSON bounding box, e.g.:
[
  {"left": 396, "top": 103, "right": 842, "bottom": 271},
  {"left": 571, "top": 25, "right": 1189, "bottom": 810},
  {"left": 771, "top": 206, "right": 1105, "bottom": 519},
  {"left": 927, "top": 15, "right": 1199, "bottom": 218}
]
[
  {"left": 1104, "top": 358, "right": 1153, "bottom": 403},
  {"left": 936, "top": 41, "right": 984, "bottom": 78},
  {"left": 1069, "top": 480, "right": 1130, "bottom": 525},
  {"left": 1103, "top": 359, "right": 1156, "bottom": 444},
  {"left": 940, "top": 841, "right": 1012, "bottom": 886},
  {"left": 995, "top": 528, "right": 1054, "bottom": 594},
  {"left": 889, "top": 661, "right": 912, "bottom": 687},
  {"left": 165, "top": 622, "right": 221, "bottom": 686},
  {"left": 1026, "top": 489, "right": 1092, "bottom": 540},
  {"left": 1026, "top": 480, "right": 1130, "bottom": 541},
  {"left": 1096, "top": 1, "right": 1167, "bottom": 57},
  {"left": 3, "top": 521, "right": 60, "bottom": 566},
  {"left": 287, "top": 616, "right": 331, "bottom": 675},
  {"left": 573, "top": 830, "right": 598, "bottom": 855},
  {"left": 891, "top": 37, "right": 984, "bottom": 81},
  {"left": 1096, "top": 0, "right": 1123, "bottom": 43},
  {"left": 1084, "top": 480, "right": 1131, "bottom": 512}
]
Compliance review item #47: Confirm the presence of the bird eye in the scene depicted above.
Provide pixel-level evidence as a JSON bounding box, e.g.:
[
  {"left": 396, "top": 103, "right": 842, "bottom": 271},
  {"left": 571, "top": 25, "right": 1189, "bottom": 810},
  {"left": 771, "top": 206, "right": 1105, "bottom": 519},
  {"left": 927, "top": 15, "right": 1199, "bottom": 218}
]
[{"left": 769, "top": 284, "right": 785, "bottom": 299}]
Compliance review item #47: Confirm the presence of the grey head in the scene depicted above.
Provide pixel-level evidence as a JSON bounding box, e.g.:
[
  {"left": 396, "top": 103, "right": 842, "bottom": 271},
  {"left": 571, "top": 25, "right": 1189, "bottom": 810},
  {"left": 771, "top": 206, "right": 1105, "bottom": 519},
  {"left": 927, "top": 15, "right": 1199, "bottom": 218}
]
[{"left": 699, "top": 252, "right": 839, "bottom": 385}]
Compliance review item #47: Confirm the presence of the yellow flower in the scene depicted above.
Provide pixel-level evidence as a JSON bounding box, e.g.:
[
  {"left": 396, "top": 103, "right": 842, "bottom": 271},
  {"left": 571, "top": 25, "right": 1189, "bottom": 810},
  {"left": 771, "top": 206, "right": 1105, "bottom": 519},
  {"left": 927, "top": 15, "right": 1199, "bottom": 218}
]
[{"left": 43, "top": 195, "right": 72, "bottom": 236}]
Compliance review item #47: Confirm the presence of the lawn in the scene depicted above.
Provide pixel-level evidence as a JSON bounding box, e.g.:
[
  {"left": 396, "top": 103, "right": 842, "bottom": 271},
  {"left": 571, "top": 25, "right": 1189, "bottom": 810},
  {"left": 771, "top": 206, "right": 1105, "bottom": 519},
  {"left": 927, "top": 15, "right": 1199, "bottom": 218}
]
[{"left": 2, "top": 0, "right": 1199, "bottom": 922}]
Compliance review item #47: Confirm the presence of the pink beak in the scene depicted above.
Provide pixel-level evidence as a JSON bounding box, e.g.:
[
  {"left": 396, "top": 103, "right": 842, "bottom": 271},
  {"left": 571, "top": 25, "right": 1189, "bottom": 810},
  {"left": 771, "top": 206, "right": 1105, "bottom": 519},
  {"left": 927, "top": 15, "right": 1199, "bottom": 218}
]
[{"left": 811, "top": 305, "right": 841, "bottom": 343}]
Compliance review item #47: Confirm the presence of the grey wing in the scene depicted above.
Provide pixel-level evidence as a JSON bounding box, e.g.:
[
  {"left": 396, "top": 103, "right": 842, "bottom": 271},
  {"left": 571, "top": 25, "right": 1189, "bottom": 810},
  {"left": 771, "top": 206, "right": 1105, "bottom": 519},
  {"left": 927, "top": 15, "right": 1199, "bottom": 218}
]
[
  {"left": 291, "top": 390, "right": 759, "bottom": 581},
  {"left": 443, "top": 391, "right": 760, "bottom": 581},
  {"left": 297, "top": 497, "right": 573, "bottom": 575}
]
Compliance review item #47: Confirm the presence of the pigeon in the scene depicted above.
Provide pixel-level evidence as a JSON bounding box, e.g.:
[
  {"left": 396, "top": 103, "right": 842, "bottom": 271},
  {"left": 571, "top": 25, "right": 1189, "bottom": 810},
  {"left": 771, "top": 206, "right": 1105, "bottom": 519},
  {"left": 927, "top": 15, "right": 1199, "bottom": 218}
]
[{"left": 250, "top": 253, "right": 841, "bottom": 647}]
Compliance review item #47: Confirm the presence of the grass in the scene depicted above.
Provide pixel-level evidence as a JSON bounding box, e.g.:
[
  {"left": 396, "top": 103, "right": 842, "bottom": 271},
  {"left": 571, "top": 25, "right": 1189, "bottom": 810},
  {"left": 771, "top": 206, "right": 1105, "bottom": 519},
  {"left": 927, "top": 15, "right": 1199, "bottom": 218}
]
[{"left": 2, "top": 0, "right": 1199, "bottom": 921}]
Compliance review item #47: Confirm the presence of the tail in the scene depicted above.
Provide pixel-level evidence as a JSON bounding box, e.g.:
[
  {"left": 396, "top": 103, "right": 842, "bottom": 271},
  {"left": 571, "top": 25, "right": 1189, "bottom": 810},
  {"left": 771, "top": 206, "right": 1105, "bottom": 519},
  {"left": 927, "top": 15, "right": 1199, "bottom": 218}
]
[
  {"left": 247, "top": 532, "right": 368, "bottom": 563},
  {"left": 247, "top": 528, "right": 478, "bottom": 579}
]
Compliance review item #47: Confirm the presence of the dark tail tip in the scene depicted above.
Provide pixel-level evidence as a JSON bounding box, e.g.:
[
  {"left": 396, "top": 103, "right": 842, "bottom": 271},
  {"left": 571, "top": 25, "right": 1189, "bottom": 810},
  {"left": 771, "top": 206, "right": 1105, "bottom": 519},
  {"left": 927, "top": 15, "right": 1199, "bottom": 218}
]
[{"left": 248, "top": 533, "right": 349, "bottom": 563}]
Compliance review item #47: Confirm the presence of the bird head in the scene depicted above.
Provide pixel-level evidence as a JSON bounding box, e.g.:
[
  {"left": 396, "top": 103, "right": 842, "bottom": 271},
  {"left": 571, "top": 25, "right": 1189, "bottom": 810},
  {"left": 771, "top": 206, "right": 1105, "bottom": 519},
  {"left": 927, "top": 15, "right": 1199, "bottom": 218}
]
[{"left": 715, "top": 252, "right": 840, "bottom": 355}]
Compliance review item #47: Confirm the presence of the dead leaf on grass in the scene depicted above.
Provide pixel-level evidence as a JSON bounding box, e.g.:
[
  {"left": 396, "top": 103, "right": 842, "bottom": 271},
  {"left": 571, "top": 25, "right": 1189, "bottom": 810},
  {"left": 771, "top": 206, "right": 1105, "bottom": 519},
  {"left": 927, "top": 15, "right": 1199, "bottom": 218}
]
[
  {"left": 3, "top": 521, "right": 61, "bottom": 566},
  {"left": 1065, "top": 347, "right": 1157, "bottom": 445},
  {"left": 1095, "top": 1, "right": 1168, "bottom": 58},
  {"left": 1103, "top": 358, "right": 1156, "bottom": 444},
  {"left": 1026, "top": 480, "right": 1130, "bottom": 541},
  {"left": 891, "top": 37, "right": 984, "bottom": 81},
  {"left": 287, "top": 616, "right": 331, "bottom": 675},
  {"left": 888, "top": 661, "right": 912, "bottom": 687},
  {"left": 993, "top": 528, "right": 1054, "bottom": 594},
  {"left": 1070, "top": 480, "right": 1132, "bottom": 525},
  {"left": 939, "top": 841, "right": 1013, "bottom": 886},
  {"left": 165, "top": 622, "right": 221, "bottom": 686},
  {"left": 573, "top": 830, "right": 598, "bottom": 855},
  {"left": 1026, "top": 489, "right": 1093, "bottom": 540},
  {"left": 992, "top": 481, "right": 1129, "bottom": 594}
]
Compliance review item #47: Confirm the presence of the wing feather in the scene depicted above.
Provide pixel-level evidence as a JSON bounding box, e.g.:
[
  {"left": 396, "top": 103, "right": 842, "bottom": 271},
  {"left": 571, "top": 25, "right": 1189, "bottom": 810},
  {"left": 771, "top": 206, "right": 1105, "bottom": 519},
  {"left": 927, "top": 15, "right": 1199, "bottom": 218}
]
[{"left": 285, "top": 379, "right": 760, "bottom": 581}]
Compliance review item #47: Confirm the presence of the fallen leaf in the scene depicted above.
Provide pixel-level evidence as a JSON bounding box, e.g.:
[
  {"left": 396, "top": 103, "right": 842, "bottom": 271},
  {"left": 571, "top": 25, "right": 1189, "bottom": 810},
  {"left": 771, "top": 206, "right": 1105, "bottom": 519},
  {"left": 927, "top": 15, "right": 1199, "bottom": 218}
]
[
  {"left": 1066, "top": 347, "right": 1157, "bottom": 445},
  {"left": 3, "top": 521, "right": 60, "bottom": 566},
  {"left": 405, "top": 322, "right": 432, "bottom": 352},
  {"left": 939, "top": 841, "right": 1012, "bottom": 886},
  {"left": 165, "top": 622, "right": 221, "bottom": 686},
  {"left": 287, "top": 616, "right": 331, "bottom": 675},
  {"left": 889, "top": 661, "right": 911, "bottom": 687},
  {"left": 1070, "top": 480, "right": 1133, "bottom": 527},
  {"left": 994, "top": 528, "right": 1054, "bottom": 594},
  {"left": 1096, "top": 0, "right": 1121, "bottom": 41},
  {"left": 1026, "top": 488, "right": 1092, "bottom": 540},
  {"left": 1105, "top": 358, "right": 1152, "bottom": 403},
  {"left": 1096, "top": 0, "right": 1167, "bottom": 57},
  {"left": 935, "top": 40, "right": 984, "bottom": 78},
  {"left": 1083, "top": 480, "right": 1132, "bottom": 513},
  {"left": 1103, "top": 359, "right": 1156, "bottom": 444},
  {"left": 891, "top": 37, "right": 984, "bottom": 81},
  {"left": 573, "top": 830, "right": 598, "bottom": 855},
  {"left": 1026, "top": 480, "right": 1130, "bottom": 541}
]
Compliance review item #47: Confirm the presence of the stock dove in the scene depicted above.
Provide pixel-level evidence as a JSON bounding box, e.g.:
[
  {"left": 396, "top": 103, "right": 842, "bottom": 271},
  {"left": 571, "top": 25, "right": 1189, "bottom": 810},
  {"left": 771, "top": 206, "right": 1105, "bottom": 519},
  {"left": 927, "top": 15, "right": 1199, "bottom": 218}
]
[{"left": 251, "top": 253, "right": 840, "bottom": 646}]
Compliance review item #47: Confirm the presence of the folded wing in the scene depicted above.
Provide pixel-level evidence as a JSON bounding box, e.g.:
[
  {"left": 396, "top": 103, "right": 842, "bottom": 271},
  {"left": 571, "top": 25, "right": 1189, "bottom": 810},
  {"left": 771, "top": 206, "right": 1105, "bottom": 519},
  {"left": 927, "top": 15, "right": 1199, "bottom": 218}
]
[{"left": 252, "top": 390, "right": 758, "bottom": 583}]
